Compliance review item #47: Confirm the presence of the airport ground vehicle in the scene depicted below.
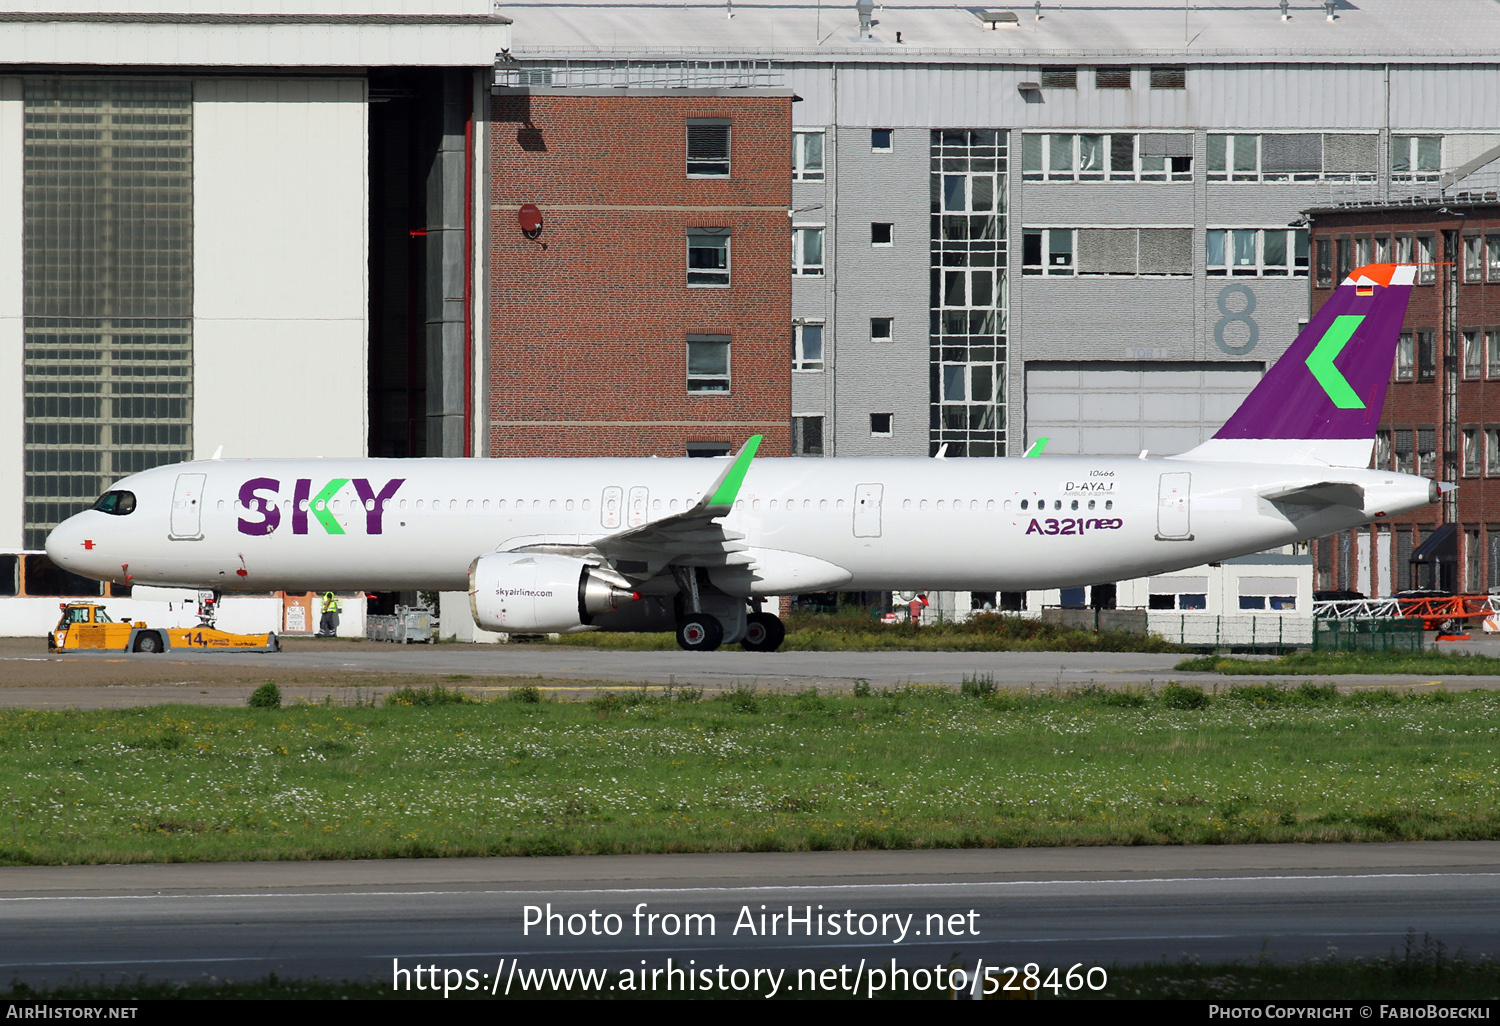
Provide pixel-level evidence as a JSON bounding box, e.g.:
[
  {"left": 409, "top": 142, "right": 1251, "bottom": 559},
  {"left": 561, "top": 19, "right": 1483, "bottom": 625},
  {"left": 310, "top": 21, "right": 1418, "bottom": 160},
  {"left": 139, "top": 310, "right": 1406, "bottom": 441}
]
[{"left": 47, "top": 602, "right": 280, "bottom": 653}]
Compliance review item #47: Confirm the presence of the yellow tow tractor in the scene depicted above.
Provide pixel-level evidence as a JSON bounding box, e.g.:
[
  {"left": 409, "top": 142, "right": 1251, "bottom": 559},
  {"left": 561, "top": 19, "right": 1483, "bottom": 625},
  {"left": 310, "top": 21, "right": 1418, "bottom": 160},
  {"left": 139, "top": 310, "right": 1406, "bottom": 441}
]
[{"left": 48, "top": 602, "right": 281, "bottom": 654}]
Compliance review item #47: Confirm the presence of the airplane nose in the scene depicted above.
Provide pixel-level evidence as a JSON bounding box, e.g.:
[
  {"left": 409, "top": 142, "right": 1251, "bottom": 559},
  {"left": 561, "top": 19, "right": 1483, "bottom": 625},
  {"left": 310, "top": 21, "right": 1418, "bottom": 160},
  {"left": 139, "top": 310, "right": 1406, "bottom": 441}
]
[{"left": 45, "top": 514, "right": 94, "bottom": 574}]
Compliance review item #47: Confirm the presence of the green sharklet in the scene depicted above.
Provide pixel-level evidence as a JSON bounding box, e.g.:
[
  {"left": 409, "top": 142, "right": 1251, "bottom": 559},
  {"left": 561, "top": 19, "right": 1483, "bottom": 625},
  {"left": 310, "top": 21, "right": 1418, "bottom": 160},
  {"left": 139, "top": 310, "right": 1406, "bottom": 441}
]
[
  {"left": 1306, "top": 315, "right": 1367, "bottom": 410},
  {"left": 313, "top": 478, "right": 350, "bottom": 535},
  {"left": 707, "top": 435, "right": 762, "bottom": 509}
]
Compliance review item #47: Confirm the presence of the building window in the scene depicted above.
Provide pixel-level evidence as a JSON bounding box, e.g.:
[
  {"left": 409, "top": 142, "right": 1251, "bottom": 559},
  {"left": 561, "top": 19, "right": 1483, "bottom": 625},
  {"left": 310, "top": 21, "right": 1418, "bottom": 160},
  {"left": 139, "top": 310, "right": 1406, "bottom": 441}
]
[
  {"left": 1022, "top": 132, "right": 1189, "bottom": 182},
  {"left": 1395, "top": 334, "right": 1415, "bottom": 381},
  {"left": 1315, "top": 236, "right": 1333, "bottom": 287},
  {"left": 686, "top": 119, "right": 730, "bottom": 176},
  {"left": 1418, "top": 428, "right": 1437, "bottom": 477},
  {"left": 1149, "top": 65, "right": 1186, "bottom": 89},
  {"left": 1024, "top": 227, "right": 1191, "bottom": 277},
  {"left": 1040, "top": 66, "right": 1077, "bottom": 89},
  {"left": 1490, "top": 330, "right": 1500, "bottom": 379},
  {"left": 1238, "top": 577, "right": 1297, "bottom": 611},
  {"left": 870, "top": 413, "right": 893, "bottom": 436},
  {"left": 1488, "top": 235, "right": 1500, "bottom": 281},
  {"left": 1417, "top": 331, "right": 1437, "bottom": 381},
  {"left": 1336, "top": 236, "right": 1352, "bottom": 281},
  {"left": 793, "top": 131, "right": 824, "bottom": 181},
  {"left": 793, "top": 415, "right": 824, "bottom": 456},
  {"left": 686, "top": 442, "right": 731, "bottom": 457},
  {"left": 1375, "top": 235, "right": 1392, "bottom": 262},
  {"left": 22, "top": 80, "right": 194, "bottom": 549},
  {"left": 1391, "top": 135, "right": 1441, "bottom": 180},
  {"left": 871, "top": 317, "right": 893, "bottom": 342},
  {"left": 871, "top": 222, "right": 893, "bottom": 246},
  {"left": 1354, "top": 236, "right": 1372, "bottom": 266},
  {"left": 686, "top": 229, "right": 730, "bottom": 286},
  {"left": 1488, "top": 429, "right": 1500, "bottom": 475},
  {"left": 1023, "top": 228, "right": 1071, "bottom": 274},
  {"left": 1465, "top": 236, "right": 1484, "bottom": 283},
  {"left": 686, "top": 335, "right": 730, "bottom": 393},
  {"left": 793, "top": 226, "right": 824, "bottom": 275},
  {"left": 1394, "top": 428, "right": 1414, "bottom": 473},
  {"left": 1095, "top": 66, "right": 1131, "bottom": 89},
  {"left": 1464, "top": 331, "right": 1484, "bottom": 379},
  {"left": 1465, "top": 428, "right": 1481, "bottom": 477},
  {"left": 1395, "top": 235, "right": 1414, "bottom": 265},
  {"left": 1148, "top": 576, "right": 1207, "bottom": 609},
  {"left": 1205, "top": 133, "right": 1376, "bottom": 183},
  {"left": 871, "top": 129, "right": 892, "bottom": 152},
  {"left": 931, "top": 129, "right": 1007, "bottom": 458},
  {"left": 1375, "top": 431, "right": 1392, "bottom": 470},
  {"left": 1207, "top": 228, "right": 1309, "bottom": 276},
  {"left": 1416, "top": 236, "right": 1436, "bottom": 284},
  {"left": 793, "top": 322, "right": 824, "bottom": 371},
  {"left": 1468, "top": 529, "right": 1483, "bottom": 592}
]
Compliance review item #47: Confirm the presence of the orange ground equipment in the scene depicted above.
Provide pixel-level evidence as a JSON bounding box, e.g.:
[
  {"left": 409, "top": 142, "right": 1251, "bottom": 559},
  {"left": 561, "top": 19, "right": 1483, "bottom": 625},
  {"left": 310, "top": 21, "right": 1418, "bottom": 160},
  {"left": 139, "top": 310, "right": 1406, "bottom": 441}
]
[{"left": 47, "top": 602, "right": 280, "bottom": 654}]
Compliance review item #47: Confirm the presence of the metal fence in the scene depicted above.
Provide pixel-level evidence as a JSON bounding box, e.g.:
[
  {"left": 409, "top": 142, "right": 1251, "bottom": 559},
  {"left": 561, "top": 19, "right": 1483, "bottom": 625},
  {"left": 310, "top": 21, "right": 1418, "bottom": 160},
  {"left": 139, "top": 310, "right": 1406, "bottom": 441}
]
[
  {"left": 1148, "top": 613, "right": 1315, "bottom": 651},
  {"left": 1312, "top": 618, "right": 1425, "bottom": 653},
  {"left": 494, "top": 59, "right": 781, "bottom": 90}
]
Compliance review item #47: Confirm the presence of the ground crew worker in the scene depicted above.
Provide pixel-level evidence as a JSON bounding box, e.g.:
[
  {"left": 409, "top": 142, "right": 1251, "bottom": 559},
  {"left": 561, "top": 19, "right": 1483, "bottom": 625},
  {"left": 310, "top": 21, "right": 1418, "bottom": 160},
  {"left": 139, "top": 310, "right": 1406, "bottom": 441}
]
[{"left": 318, "top": 591, "right": 341, "bottom": 637}]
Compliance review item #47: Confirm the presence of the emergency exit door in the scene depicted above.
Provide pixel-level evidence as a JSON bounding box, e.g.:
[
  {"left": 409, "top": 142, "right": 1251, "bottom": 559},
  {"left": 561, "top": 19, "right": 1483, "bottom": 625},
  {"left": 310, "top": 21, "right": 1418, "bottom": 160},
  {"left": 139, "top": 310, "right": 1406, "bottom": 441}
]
[
  {"left": 1156, "top": 472, "right": 1192, "bottom": 540},
  {"left": 853, "top": 483, "right": 883, "bottom": 538},
  {"left": 170, "top": 473, "right": 206, "bottom": 540}
]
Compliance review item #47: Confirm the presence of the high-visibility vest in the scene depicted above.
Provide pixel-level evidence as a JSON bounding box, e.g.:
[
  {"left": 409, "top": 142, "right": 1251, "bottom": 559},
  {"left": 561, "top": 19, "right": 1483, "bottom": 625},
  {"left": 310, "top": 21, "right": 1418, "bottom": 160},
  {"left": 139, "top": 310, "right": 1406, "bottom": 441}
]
[{"left": 322, "top": 593, "right": 339, "bottom": 613}]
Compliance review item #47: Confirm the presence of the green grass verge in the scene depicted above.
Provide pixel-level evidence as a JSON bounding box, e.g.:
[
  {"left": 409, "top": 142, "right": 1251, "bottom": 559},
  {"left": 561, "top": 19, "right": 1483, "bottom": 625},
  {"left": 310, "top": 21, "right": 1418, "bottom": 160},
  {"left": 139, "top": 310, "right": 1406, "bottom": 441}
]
[
  {"left": 2, "top": 681, "right": 1498, "bottom": 865},
  {"left": 1178, "top": 649, "right": 1500, "bottom": 676},
  {"left": 545, "top": 610, "right": 1188, "bottom": 653},
  {"left": 6, "top": 938, "right": 1498, "bottom": 999}
]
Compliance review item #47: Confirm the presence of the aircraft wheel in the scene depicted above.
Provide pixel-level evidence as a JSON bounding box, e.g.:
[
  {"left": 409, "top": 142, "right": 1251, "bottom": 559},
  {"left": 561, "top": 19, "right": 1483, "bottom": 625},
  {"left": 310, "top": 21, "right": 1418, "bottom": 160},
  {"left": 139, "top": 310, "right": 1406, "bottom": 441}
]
[
  {"left": 134, "top": 632, "right": 163, "bottom": 654},
  {"left": 740, "top": 612, "right": 786, "bottom": 652},
  {"left": 675, "top": 613, "right": 724, "bottom": 652}
]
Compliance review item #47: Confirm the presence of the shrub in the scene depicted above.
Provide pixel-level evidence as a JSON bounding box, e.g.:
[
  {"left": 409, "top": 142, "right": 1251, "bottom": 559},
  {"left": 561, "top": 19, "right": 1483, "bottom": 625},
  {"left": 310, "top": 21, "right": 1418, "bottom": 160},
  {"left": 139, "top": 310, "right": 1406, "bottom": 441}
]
[
  {"left": 508, "top": 685, "right": 543, "bottom": 704},
  {"left": 384, "top": 685, "right": 474, "bottom": 707},
  {"left": 960, "top": 673, "right": 997, "bottom": 698},
  {"left": 717, "top": 685, "right": 760, "bottom": 713},
  {"left": 247, "top": 683, "right": 282, "bottom": 709},
  {"left": 1161, "top": 682, "right": 1211, "bottom": 710}
]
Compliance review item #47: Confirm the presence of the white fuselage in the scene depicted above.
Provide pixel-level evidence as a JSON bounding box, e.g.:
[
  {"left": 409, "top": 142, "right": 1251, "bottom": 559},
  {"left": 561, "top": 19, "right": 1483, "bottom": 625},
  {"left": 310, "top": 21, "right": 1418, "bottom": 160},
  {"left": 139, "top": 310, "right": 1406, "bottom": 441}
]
[{"left": 46, "top": 455, "right": 1434, "bottom": 595}]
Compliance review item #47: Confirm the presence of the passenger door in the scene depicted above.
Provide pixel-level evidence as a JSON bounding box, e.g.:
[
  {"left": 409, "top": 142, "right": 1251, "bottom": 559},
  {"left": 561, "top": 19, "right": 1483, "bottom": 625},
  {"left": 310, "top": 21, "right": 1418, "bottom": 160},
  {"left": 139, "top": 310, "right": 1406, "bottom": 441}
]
[
  {"left": 1156, "top": 472, "right": 1192, "bottom": 540},
  {"left": 169, "top": 473, "right": 206, "bottom": 540},
  {"left": 853, "top": 483, "right": 883, "bottom": 538}
]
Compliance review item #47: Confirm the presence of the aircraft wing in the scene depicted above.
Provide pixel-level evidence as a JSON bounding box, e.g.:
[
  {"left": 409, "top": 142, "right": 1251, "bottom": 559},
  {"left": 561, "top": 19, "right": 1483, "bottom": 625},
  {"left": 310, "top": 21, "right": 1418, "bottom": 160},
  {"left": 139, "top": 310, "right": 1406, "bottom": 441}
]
[
  {"left": 1260, "top": 482, "right": 1365, "bottom": 509},
  {"left": 588, "top": 435, "right": 761, "bottom": 577},
  {"left": 503, "top": 436, "right": 762, "bottom": 579}
]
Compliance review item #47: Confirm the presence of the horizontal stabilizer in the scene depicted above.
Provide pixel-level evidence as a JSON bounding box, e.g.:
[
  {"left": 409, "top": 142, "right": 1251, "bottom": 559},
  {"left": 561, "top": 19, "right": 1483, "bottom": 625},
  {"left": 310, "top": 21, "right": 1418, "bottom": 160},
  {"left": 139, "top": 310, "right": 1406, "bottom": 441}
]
[{"left": 1261, "top": 482, "right": 1365, "bottom": 509}]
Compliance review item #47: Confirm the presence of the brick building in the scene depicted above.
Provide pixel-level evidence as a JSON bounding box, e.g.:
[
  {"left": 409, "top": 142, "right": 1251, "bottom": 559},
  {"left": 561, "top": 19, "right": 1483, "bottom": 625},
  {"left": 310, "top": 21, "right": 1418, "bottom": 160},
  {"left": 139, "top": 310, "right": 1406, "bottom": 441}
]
[
  {"left": 487, "top": 68, "right": 794, "bottom": 458},
  {"left": 1307, "top": 197, "right": 1500, "bottom": 595}
]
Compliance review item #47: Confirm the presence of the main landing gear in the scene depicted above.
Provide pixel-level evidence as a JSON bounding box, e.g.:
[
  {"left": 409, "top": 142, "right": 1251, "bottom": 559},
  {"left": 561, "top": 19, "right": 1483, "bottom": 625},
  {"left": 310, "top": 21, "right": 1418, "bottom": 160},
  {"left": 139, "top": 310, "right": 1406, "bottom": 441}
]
[{"left": 671, "top": 568, "right": 785, "bottom": 652}]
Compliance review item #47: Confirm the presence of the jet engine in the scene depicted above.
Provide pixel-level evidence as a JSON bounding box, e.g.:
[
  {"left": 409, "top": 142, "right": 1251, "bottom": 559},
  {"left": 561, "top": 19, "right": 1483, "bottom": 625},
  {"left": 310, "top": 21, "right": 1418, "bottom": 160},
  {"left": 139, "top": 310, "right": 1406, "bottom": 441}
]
[{"left": 468, "top": 552, "right": 638, "bottom": 633}]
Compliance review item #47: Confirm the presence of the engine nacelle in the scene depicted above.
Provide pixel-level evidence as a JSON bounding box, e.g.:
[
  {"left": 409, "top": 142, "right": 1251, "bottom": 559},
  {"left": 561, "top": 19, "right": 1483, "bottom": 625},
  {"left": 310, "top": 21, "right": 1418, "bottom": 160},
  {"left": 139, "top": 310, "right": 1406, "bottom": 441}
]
[{"left": 468, "top": 552, "right": 637, "bottom": 633}]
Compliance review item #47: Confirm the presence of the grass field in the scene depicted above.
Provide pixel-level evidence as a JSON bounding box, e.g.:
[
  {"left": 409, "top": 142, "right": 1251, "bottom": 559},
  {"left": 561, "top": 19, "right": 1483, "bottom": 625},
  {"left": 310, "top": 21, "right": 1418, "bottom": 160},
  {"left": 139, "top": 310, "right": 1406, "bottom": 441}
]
[
  {"left": 1178, "top": 650, "right": 1500, "bottom": 676},
  {"left": 544, "top": 609, "right": 1188, "bottom": 653},
  {"left": 2, "top": 681, "right": 1497, "bottom": 866}
]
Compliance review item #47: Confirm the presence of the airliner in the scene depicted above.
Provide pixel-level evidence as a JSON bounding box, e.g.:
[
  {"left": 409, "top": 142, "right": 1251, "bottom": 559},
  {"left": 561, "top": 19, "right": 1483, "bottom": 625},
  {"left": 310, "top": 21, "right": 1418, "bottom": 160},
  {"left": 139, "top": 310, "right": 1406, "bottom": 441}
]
[{"left": 47, "top": 263, "right": 1436, "bottom": 652}]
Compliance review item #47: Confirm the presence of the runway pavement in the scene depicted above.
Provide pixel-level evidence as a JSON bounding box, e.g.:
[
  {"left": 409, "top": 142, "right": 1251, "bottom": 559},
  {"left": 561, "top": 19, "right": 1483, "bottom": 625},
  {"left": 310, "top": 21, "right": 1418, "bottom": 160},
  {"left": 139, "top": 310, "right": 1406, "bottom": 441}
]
[
  {"left": 4, "top": 843, "right": 1499, "bottom": 992},
  {"left": 2, "top": 639, "right": 1498, "bottom": 708}
]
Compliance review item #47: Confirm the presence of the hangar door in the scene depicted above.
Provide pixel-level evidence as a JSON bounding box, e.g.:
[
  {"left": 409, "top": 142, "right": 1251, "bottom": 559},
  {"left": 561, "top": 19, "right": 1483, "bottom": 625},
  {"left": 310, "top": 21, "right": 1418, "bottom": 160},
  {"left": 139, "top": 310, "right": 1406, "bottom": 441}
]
[{"left": 1025, "top": 362, "right": 1261, "bottom": 457}]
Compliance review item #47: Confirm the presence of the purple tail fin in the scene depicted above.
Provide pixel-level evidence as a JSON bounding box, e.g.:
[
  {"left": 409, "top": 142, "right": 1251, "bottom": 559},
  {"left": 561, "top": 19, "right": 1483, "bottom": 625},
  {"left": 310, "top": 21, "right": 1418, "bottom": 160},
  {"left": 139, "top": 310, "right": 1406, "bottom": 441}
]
[{"left": 1216, "top": 263, "right": 1415, "bottom": 442}]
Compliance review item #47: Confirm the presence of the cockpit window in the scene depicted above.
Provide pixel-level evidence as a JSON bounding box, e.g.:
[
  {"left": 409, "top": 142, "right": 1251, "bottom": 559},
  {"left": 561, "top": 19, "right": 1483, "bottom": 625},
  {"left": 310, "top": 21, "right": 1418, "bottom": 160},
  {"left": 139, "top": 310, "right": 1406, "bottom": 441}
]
[{"left": 92, "top": 491, "right": 136, "bottom": 516}]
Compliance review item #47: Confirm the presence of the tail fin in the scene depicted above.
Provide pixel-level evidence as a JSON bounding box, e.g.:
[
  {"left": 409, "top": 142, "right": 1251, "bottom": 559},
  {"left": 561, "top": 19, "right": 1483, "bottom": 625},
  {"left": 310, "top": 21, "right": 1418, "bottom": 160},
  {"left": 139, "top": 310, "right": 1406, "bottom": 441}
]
[{"left": 1174, "top": 263, "right": 1416, "bottom": 467}]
